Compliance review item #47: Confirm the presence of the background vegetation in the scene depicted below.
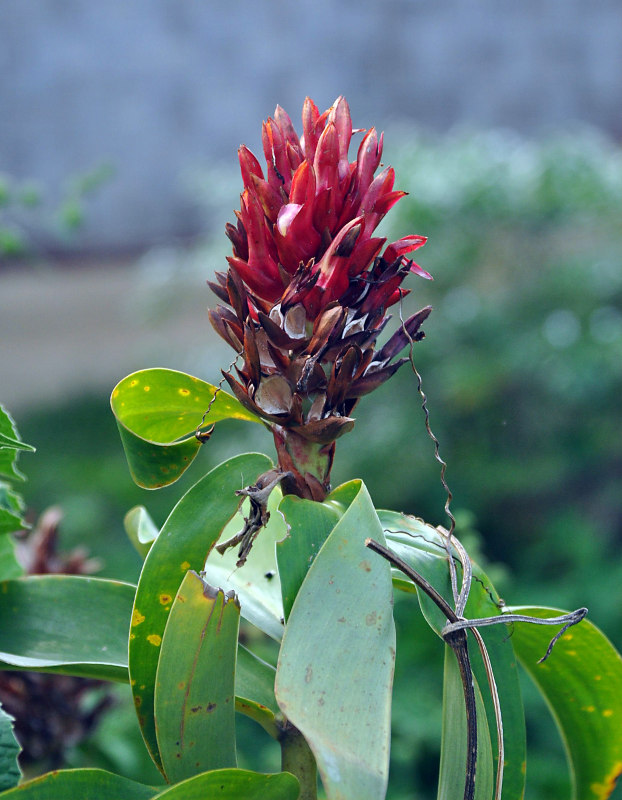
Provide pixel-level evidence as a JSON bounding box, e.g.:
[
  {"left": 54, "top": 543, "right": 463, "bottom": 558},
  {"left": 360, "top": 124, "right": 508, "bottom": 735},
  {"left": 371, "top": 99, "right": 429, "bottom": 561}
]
[{"left": 11, "top": 127, "right": 622, "bottom": 798}]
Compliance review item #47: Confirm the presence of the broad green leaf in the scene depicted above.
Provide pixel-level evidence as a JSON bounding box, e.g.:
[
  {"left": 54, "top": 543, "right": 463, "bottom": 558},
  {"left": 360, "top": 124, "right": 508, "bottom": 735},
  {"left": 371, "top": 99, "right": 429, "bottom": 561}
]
[
  {"left": 509, "top": 605, "right": 622, "bottom": 800},
  {"left": 203, "top": 489, "right": 286, "bottom": 641},
  {"left": 235, "top": 644, "right": 279, "bottom": 737},
  {"left": 0, "top": 532, "right": 24, "bottom": 580},
  {"left": 0, "top": 702, "right": 21, "bottom": 790},
  {"left": 438, "top": 645, "right": 494, "bottom": 800},
  {"left": 125, "top": 505, "right": 159, "bottom": 558},
  {"left": 0, "top": 768, "right": 157, "bottom": 798},
  {"left": 0, "top": 575, "right": 134, "bottom": 682},
  {"left": 111, "top": 368, "right": 261, "bottom": 488},
  {"left": 275, "top": 480, "right": 396, "bottom": 800},
  {"left": 155, "top": 571, "right": 239, "bottom": 782},
  {"left": 129, "top": 452, "right": 272, "bottom": 772},
  {"left": 0, "top": 406, "right": 34, "bottom": 483},
  {"left": 277, "top": 495, "right": 340, "bottom": 621},
  {"left": 150, "top": 768, "right": 299, "bottom": 800},
  {"left": 379, "top": 511, "right": 527, "bottom": 800}
]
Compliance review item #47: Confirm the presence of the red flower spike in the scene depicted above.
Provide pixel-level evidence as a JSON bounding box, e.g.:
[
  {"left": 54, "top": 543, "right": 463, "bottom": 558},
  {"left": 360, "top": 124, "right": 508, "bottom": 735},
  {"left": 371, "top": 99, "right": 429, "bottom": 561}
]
[
  {"left": 274, "top": 105, "right": 302, "bottom": 153},
  {"left": 356, "top": 127, "right": 383, "bottom": 193},
  {"left": 301, "top": 97, "right": 321, "bottom": 160},
  {"left": 327, "top": 96, "right": 353, "bottom": 180},
  {"left": 209, "top": 97, "right": 432, "bottom": 500},
  {"left": 250, "top": 174, "right": 283, "bottom": 223},
  {"left": 238, "top": 145, "right": 264, "bottom": 187},
  {"left": 225, "top": 221, "right": 248, "bottom": 260}
]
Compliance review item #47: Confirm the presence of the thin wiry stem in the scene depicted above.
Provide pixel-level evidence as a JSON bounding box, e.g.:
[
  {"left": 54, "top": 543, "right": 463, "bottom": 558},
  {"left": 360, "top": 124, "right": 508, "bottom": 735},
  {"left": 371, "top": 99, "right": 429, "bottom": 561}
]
[
  {"left": 397, "top": 292, "right": 460, "bottom": 607},
  {"left": 195, "top": 352, "right": 242, "bottom": 440}
]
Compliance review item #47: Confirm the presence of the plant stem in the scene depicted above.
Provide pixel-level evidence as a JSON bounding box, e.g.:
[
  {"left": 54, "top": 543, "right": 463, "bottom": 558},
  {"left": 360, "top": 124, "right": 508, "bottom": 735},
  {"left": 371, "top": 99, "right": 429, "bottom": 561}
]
[
  {"left": 280, "top": 724, "right": 318, "bottom": 800},
  {"left": 271, "top": 424, "right": 334, "bottom": 500}
]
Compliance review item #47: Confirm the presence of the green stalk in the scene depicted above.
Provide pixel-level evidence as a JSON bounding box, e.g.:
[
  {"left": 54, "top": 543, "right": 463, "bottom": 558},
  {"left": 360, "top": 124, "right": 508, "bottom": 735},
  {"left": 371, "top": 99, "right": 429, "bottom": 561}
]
[
  {"left": 280, "top": 724, "right": 318, "bottom": 800},
  {"left": 271, "top": 425, "right": 335, "bottom": 501}
]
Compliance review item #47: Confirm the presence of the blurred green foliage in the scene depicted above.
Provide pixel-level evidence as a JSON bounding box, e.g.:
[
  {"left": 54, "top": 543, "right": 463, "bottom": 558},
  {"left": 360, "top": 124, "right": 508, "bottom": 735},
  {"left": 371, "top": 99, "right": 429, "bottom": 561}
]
[
  {"left": 0, "top": 163, "right": 114, "bottom": 258},
  {"left": 12, "top": 128, "right": 622, "bottom": 799}
]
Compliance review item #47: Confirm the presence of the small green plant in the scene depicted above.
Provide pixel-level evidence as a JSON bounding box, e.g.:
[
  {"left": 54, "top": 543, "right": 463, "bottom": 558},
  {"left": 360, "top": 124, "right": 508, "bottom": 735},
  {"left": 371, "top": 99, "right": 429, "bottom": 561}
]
[{"left": 1, "top": 99, "right": 621, "bottom": 800}]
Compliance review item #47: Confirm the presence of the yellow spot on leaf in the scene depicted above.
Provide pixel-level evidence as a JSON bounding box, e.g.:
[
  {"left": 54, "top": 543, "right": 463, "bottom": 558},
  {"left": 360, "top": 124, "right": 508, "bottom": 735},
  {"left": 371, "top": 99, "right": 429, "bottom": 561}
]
[
  {"left": 585, "top": 706, "right": 596, "bottom": 713},
  {"left": 159, "top": 593, "right": 172, "bottom": 605},
  {"left": 603, "top": 709, "right": 614, "bottom": 717},
  {"left": 144, "top": 385, "right": 151, "bottom": 392},
  {"left": 130, "top": 379, "right": 139, "bottom": 387},
  {"left": 590, "top": 761, "right": 622, "bottom": 798},
  {"left": 562, "top": 633, "right": 573, "bottom": 641},
  {"left": 112, "top": 389, "right": 119, "bottom": 398},
  {"left": 566, "top": 649, "right": 577, "bottom": 656},
  {"left": 595, "top": 674, "right": 602, "bottom": 681},
  {"left": 132, "top": 609, "right": 146, "bottom": 627},
  {"left": 129, "top": 633, "right": 135, "bottom": 640},
  {"left": 178, "top": 388, "right": 191, "bottom": 396},
  {"left": 180, "top": 561, "right": 191, "bottom": 571},
  {"left": 147, "top": 634, "right": 162, "bottom": 647}
]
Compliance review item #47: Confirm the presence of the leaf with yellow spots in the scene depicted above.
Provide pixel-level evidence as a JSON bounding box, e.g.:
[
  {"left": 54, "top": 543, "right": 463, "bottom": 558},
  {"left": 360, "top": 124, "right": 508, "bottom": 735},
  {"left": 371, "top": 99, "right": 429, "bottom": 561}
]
[
  {"left": 129, "top": 452, "right": 272, "bottom": 774},
  {"left": 154, "top": 571, "right": 240, "bottom": 782},
  {"left": 111, "top": 368, "right": 262, "bottom": 488},
  {"left": 508, "top": 605, "right": 622, "bottom": 800}
]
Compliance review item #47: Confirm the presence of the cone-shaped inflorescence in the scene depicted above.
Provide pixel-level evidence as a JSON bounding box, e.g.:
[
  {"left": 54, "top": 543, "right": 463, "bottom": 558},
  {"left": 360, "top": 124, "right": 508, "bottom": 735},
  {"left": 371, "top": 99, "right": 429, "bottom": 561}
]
[{"left": 209, "top": 97, "right": 431, "bottom": 500}]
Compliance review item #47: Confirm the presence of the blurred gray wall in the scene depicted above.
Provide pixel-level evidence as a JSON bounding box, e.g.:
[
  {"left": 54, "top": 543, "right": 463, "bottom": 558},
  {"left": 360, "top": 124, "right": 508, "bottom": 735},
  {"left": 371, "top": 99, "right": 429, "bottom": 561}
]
[{"left": 1, "top": 0, "right": 621, "bottom": 252}]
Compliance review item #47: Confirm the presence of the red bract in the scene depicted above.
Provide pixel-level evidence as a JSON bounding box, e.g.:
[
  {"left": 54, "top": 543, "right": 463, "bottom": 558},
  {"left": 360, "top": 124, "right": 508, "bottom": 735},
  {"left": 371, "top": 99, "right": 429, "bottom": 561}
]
[
  {"left": 209, "top": 97, "right": 432, "bottom": 500},
  {"left": 223, "top": 96, "right": 431, "bottom": 318}
]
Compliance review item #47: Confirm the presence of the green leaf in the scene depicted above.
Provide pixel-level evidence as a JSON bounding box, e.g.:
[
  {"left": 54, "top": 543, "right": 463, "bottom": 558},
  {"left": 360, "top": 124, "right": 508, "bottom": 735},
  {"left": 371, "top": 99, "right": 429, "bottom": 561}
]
[
  {"left": 0, "top": 406, "right": 34, "bottom": 482},
  {"left": 129, "top": 452, "right": 272, "bottom": 772},
  {"left": 0, "top": 433, "right": 35, "bottom": 452},
  {"left": 203, "top": 489, "right": 286, "bottom": 641},
  {"left": 0, "top": 508, "right": 24, "bottom": 537},
  {"left": 125, "top": 505, "right": 159, "bottom": 558},
  {"left": 0, "top": 482, "right": 26, "bottom": 535},
  {"left": 150, "top": 768, "right": 299, "bottom": 799},
  {"left": 0, "top": 768, "right": 157, "bottom": 798},
  {"left": 0, "top": 575, "right": 134, "bottom": 682},
  {"left": 438, "top": 645, "right": 494, "bottom": 800},
  {"left": 275, "top": 480, "right": 396, "bottom": 800},
  {"left": 0, "top": 533, "right": 24, "bottom": 580},
  {"left": 379, "top": 511, "right": 527, "bottom": 800},
  {"left": 276, "top": 495, "right": 340, "bottom": 621},
  {"left": 0, "top": 702, "right": 21, "bottom": 790},
  {"left": 235, "top": 644, "right": 279, "bottom": 737},
  {"left": 509, "top": 605, "right": 622, "bottom": 800},
  {"left": 155, "top": 571, "right": 239, "bottom": 782},
  {"left": 111, "top": 368, "right": 261, "bottom": 488}
]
